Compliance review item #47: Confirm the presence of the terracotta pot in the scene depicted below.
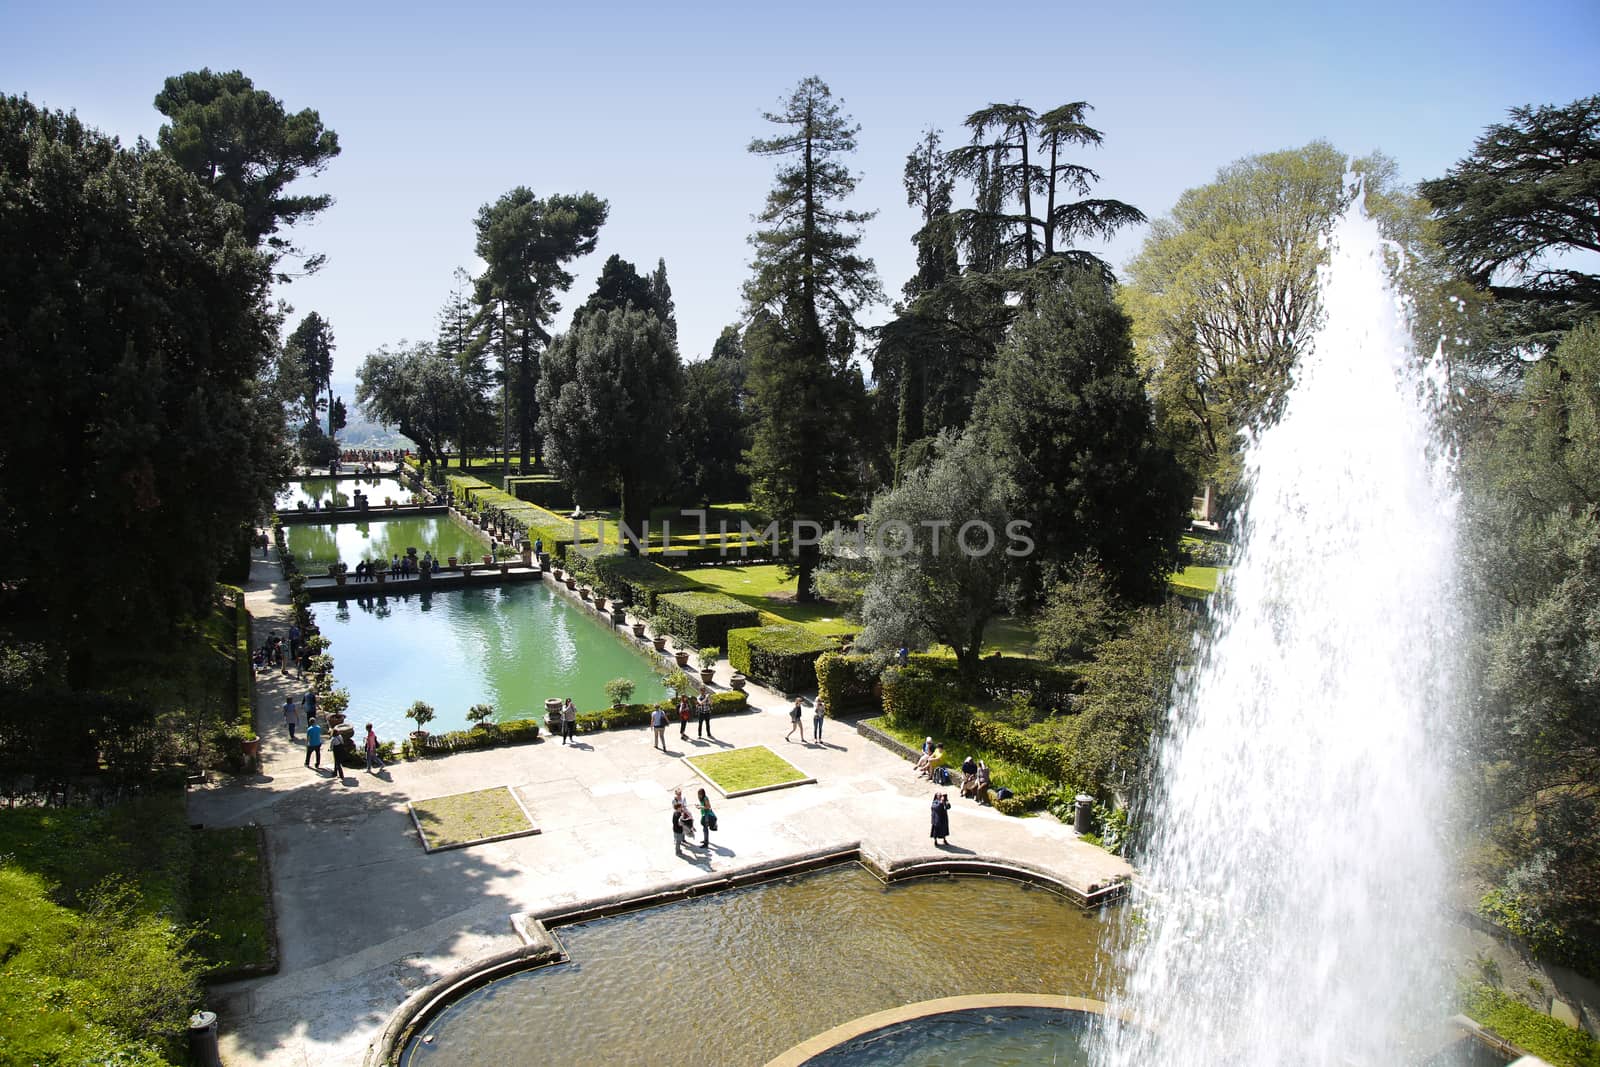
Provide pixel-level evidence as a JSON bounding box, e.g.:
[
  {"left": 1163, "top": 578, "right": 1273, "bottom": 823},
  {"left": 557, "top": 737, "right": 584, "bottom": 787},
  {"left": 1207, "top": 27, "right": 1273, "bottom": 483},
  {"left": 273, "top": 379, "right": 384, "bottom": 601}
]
[
  {"left": 447, "top": 556, "right": 457, "bottom": 568},
  {"left": 594, "top": 596, "right": 608, "bottom": 611},
  {"left": 482, "top": 554, "right": 493, "bottom": 565},
  {"left": 240, "top": 737, "right": 261, "bottom": 758},
  {"left": 653, "top": 636, "right": 667, "bottom": 652},
  {"left": 564, "top": 577, "right": 576, "bottom": 590},
  {"left": 632, "top": 623, "right": 647, "bottom": 638},
  {"left": 499, "top": 563, "right": 510, "bottom": 575},
  {"left": 579, "top": 587, "right": 591, "bottom": 601},
  {"left": 675, "top": 650, "right": 690, "bottom": 668},
  {"left": 700, "top": 668, "right": 715, "bottom": 686}
]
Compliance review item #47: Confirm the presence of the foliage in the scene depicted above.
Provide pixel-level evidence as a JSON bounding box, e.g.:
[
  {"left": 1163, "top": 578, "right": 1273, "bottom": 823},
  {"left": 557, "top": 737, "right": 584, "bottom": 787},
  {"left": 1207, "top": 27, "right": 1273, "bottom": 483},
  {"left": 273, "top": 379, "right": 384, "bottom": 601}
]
[
  {"left": 283, "top": 311, "right": 337, "bottom": 444},
  {"left": 655, "top": 591, "right": 762, "bottom": 651},
  {"left": 699, "top": 647, "right": 720, "bottom": 668},
  {"left": 189, "top": 827, "right": 271, "bottom": 973},
  {"left": 1034, "top": 555, "right": 1121, "bottom": 663},
  {"left": 1460, "top": 983, "right": 1600, "bottom": 1067},
  {"left": 0, "top": 96, "right": 290, "bottom": 678},
  {"left": 973, "top": 264, "right": 1193, "bottom": 602},
  {"left": 591, "top": 552, "right": 697, "bottom": 610},
  {"left": 405, "top": 700, "right": 436, "bottom": 730},
  {"left": 399, "top": 692, "right": 749, "bottom": 759},
  {"left": 854, "top": 430, "right": 1015, "bottom": 680},
  {"left": 742, "top": 76, "right": 883, "bottom": 600},
  {"left": 603, "top": 678, "right": 636, "bottom": 706},
  {"left": 153, "top": 68, "right": 340, "bottom": 275},
  {"left": 728, "top": 624, "right": 835, "bottom": 693},
  {"left": 814, "top": 652, "right": 882, "bottom": 713},
  {"left": 866, "top": 714, "right": 1053, "bottom": 812},
  {"left": 471, "top": 186, "right": 608, "bottom": 469},
  {"left": 538, "top": 305, "right": 683, "bottom": 538},
  {"left": 466, "top": 703, "right": 496, "bottom": 729},
  {"left": 687, "top": 746, "right": 806, "bottom": 793},
  {"left": 1420, "top": 95, "right": 1600, "bottom": 360},
  {"left": 676, "top": 351, "right": 751, "bottom": 506},
  {"left": 357, "top": 340, "right": 481, "bottom": 467},
  {"left": 1464, "top": 318, "right": 1600, "bottom": 963}
]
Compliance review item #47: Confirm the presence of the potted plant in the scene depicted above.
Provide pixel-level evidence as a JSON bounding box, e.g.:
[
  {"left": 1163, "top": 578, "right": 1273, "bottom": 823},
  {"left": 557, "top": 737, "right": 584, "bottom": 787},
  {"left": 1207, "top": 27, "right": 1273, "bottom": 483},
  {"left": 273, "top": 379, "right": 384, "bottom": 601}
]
[
  {"left": 579, "top": 586, "right": 591, "bottom": 602},
  {"left": 447, "top": 556, "right": 458, "bottom": 568},
  {"left": 482, "top": 553, "right": 493, "bottom": 565},
  {"left": 674, "top": 646, "right": 691, "bottom": 669},
  {"left": 467, "top": 703, "right": 496, "bottom": 731},
  {"left": 730, "top": 672, "right": 747, "bottom": 692},
  {"left": 593, "top": 593, "right": 608, "bottom": 612},
  {"left": 699, "top": 647, "right": 719, "bottom": 686},
  {"left": 406, "top": 700, "right": 435, "bottom": 742},
  {"left": 653, "top": 634, "right": 668, "bottom": 652},
  {"left": 564, "top": 574, "right": 577, "bottom": 590},
  {"left": 604, "top": 677, "right": 636, "bottom": 709},
  {"left": 632, "top": 620, "right": 648, "bottom": 639}
]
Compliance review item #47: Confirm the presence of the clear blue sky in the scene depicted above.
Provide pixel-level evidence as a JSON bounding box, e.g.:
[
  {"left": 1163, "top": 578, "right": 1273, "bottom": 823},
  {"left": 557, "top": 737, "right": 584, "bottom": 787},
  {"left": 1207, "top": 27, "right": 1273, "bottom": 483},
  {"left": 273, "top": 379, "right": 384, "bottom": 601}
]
[{"left": 5, "top": 0, "right": 1596, "bottom": 381}]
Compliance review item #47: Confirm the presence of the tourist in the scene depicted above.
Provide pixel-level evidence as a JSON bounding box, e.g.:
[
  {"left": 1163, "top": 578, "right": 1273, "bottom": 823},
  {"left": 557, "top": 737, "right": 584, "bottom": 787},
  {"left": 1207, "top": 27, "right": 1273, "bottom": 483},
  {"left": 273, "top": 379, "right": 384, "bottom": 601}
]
[
  {"left": 258, "top": 529, "right": 270, "bottom": 559},
  {"left": 283, "top": 696, "right": 298, "bottom": 741},
  {"left": 672, "top": 789, "right": 692, "bottom": 854},
  {"left": 930, "top": 792, "right": 951, "bottom": 846},
  {"left": 813, "top": 698, "right": 826, "bottom": 742},
  {"left": 650, "top": 705, "right": 669, "bottom": 751},
  {"left": 959, "top": 754, "right": 979, "bottom": 798},
  {"left": 390, "top": 554, "right": 400, "bottom": 578},
  {"left": 562, "top": 697, "right": 577, "bottom": 745},
  {"left": 364, "top": 723, "right": 385, "bottom": 773},
  {"left": 786, "top": 697, "right": 804, "bottom": 742},
  {"left": 330, "top": 727, "right": 348, "bottom": 779},
  {"left": 678, "top": 694, "right": 691, "bottom": 740},
  {"left": 697, "top": 787, "right": 716, "bottom": 848},
  {"left": 303, "top": 688, "right": 317, "bottom": 722},
  {"left": 695, "top": 690, "right": 713, "bottom": 738},
  {"left": 973, "top": 761, "right": 991, "bottom": 805},
  {"left": 913, "top": 740, "right": 937, "bottom": 776},
  {"left": 897, "top": 646, "right": 909, "bottom": 667},
  {"left": 304, "top": 716, "right": 323, "bottom": 770},
  {"left": 915, "top": 744, "right": 945, "bottom": 780}
]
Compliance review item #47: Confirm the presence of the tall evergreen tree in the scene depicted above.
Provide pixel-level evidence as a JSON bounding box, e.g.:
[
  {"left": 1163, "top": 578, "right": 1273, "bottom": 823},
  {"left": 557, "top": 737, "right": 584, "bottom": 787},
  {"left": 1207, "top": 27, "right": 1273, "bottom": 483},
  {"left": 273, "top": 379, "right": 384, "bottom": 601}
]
[
  {"left": 742, "top": 76, "right": 882, "bottom": 600},
  {"left": 651, "top": 257, "right": 678, "bottom": 346},
  {"left": 574, "top": 254, "right": 656, "bottom": 326},
  {"left": 153, "top": 69, "right": 340, "bottom": 276},
  {"left": 435, "top": 268, "right": 495, "bottom": 466},
  {"left": 471, "top": 188, "right": 607, "bottom": 476},
  {"left": 283, "top": 311, "right": 336, "bottom": 437}
]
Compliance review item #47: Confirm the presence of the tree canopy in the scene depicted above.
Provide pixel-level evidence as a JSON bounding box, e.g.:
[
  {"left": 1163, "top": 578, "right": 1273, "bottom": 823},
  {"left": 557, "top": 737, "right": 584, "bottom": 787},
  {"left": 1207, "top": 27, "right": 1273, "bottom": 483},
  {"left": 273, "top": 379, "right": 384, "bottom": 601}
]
[{"left": 153, "top": 68, "right": 340, "bottom": 276}]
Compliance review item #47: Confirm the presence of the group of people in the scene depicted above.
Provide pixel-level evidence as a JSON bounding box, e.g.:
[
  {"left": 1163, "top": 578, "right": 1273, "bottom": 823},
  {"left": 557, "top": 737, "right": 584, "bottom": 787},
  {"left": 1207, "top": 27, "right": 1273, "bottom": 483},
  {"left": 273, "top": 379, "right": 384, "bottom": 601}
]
[
  {"left": 784, "top": 696, "right": 827, "bottom": 743},
  {"left": 671, "top": 786, "right": 717, "bottom": 852},
  {"left": 914, "top": 737, "right": 996, "bottom": 847},
  {"left": 649, "top": 691, "right": 715, "bottom": 750},
  {"left": 255, "top": 626, "right": 310, "bottom": 676},
  {"left": 291, "top": 700, "right": 387, "bottom": 780},
  {"left": 338, "top": 448, "right": 407, "bottom": 466},
  {"left": 344, "top": 552, "right": 439, "bottom": 581}
]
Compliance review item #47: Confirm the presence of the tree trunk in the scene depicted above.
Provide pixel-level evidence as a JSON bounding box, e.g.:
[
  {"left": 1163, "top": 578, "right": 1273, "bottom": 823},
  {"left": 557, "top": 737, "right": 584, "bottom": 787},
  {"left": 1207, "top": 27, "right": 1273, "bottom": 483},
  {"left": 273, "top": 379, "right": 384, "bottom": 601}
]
[{"left": 518, "top": 337, "right": 533, "bottom": 474}]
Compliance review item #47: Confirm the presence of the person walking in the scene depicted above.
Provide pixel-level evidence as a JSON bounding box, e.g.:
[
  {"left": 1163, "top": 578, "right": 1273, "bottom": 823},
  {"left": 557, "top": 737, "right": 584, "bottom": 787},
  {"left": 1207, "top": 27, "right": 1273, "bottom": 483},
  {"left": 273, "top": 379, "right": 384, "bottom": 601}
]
[
  {"left": 695, "top": 691, "right": 713, "bottom": 738},
  {"left": 650, "top": 705, "right": 669, "bottom": 751},
  {"left": 562, "top": 697, "right": 577, "bottom": 745},
  {"left": 364, "top": 723, "right": 385, "bottom": 773},
  {"left": 304, "top": 717, "right": 323, "bottom": 770},
  {"left": 813, "top": 698, "right": 826, "bottom": 742},
  {"left": 930, "top": 791, "right": 952, "bottom": 846},
  {"left": 785, "top": 697, "right": 804, "bottom": 742},
  {"left": 697, "top": 787, "right": 716, "bottom": 848},
  {"left": 330, "top": 729, "right": 347, "bottom": 779},
  {"left": 283, "top": 696, "right": 298, "bottom": 741},
  {"left": 672, "top": 789, "right": 692, "bottom": 854},
  {"left": 678, "top": 695, "right": 691, "bottom": 740}
]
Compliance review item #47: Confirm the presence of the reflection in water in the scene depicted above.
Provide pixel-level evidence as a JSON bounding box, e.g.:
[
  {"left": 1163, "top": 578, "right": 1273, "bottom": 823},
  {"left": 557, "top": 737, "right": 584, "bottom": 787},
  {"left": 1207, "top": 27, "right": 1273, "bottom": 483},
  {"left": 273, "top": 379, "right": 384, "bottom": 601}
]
[
  {"left": 404, "top": 865, "right": 1115, "bottom": 1067},
  {"left": 283, "top": 516, "right": 488, "bottom": 573},
  {"left": 319, "top": 583, "right": 670, "bottom": 738},
  {"left": 276, "top": 476, "right": 413, "bottom": 510}
]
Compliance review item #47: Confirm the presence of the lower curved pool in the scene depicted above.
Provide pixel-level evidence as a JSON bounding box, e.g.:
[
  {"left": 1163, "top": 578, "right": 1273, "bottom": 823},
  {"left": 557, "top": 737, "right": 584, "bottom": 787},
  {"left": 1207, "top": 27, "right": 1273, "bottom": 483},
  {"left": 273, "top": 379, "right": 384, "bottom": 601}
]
[
  {"left": 401, "top": 864, "right": 1117, "bottom": 1067},
  {"left": 800, "top": 1005, "right": 1096, "bottom": 1066}
]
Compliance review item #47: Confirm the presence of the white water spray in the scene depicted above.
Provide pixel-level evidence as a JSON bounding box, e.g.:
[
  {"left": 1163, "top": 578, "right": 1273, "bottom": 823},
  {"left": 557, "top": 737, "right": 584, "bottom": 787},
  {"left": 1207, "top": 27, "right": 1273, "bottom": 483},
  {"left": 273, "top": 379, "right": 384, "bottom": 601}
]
[{"left": 1092, "top": 196, "right": 1460, "bottom": 1065}]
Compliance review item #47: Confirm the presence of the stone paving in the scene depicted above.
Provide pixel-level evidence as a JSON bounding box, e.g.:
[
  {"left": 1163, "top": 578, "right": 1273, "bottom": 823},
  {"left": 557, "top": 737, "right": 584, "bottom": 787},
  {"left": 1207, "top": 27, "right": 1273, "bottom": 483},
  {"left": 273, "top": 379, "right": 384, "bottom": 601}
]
[{"left": 193, "top": 553, "right": 1131, "bottom": 1067}]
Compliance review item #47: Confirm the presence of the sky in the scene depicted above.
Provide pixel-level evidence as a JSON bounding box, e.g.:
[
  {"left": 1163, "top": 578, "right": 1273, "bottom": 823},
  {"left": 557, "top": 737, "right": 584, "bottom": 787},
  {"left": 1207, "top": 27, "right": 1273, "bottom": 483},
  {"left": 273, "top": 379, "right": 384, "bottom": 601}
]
[{"left": 4, "top": 0, "right": 1596, "bottom": 382}]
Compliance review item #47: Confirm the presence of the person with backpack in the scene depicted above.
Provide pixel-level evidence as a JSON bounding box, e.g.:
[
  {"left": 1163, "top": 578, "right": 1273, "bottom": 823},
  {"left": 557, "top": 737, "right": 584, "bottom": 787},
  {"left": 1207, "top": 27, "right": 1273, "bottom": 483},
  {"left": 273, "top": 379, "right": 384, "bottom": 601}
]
[
  {"left": 786, "top": 697, "right": 804, "bottom": 742},
  {"left": 697, "top": 788, "right": 717, "bottom": 848}
]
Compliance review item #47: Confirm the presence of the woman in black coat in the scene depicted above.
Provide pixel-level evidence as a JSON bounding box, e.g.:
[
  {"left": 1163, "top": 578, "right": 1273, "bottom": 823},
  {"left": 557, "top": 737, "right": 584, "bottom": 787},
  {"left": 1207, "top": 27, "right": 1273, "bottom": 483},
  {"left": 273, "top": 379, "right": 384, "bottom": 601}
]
[{"left": 930, "top": 792, "right": 951, "bottom": 845}]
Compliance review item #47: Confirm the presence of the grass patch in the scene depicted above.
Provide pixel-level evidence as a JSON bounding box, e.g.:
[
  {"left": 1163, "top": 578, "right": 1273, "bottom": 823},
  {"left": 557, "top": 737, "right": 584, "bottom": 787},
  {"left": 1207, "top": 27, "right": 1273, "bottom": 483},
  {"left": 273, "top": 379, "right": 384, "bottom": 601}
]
[
  {"left": 688, "top": 745, "right": 810, "bottom": 795},
  {"left": 678, "top": 563, "right": 860, "bottom": 636},
  {"left": 190, "top": 827, "right": 272, "bottom": 974},
  {"left": 1462, "top": 984, "right": 1600, "bottom": 1067},
  {"left": 1169, "top": 563, "right": 1221, "bottom": 597},
  {"left": 0, "top": 793, "right": 193, "bottom": 915},
  {"left": 409, "top": 786, "right": 537, "bottom": 851}
]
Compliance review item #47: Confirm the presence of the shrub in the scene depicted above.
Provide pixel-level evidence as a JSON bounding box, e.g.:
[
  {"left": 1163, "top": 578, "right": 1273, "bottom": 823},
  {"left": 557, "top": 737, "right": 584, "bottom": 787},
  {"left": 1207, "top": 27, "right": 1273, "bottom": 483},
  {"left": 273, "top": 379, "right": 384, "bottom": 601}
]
[
  {"left": 466, "top": 703, "right": 496, "bottom": 729},
  {"left": 406, "top": 701, "right": 435, "bottom": 731},
  {"left": 591, "top": 553, "right": 696, "bottom": 610},
  {"left": 728, "top": 624, "right": 834, "bottom": 693},
  {"left": 815, "top": 652, "right": 881, "bottom": 714},
  {"left": 656, "top": 591, "right": 761, "bottom": 651},
  {"left": 699, "top": 647, "right": 720, "bottom": 669},
  {"left": 603, "top": 678, "right": 636, "bottom": 706}
]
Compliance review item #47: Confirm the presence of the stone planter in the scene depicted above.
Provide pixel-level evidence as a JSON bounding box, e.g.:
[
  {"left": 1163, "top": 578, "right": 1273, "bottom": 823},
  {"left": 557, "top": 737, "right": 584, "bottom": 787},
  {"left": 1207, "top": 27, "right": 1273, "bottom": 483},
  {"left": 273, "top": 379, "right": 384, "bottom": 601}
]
[
  {"left": 653, "top": 636, "right": 668, "bottom": 652},
  {"left": 564, "top": 577, "right": 577, "bottom": 590},
  {"left": 632, "top": 622, "right": 648, "bottom": 639},
  {"left": 594, "top": 595, "right": 607, "bottom": 611},
  {"left": 409, "top": 730, "right": 429, "bottom": 745},
  {"left": 482, "top": 554, "right": 493, "bottom": 565},
  {"left": 334, "top": 573, "right": 346, "bottom": 587},
  {"left": 327, "top": 713, "right": 346, "bottom": 728},
  {"left": 240, "top": 737, "right": 261, "bottom": 760},
  {"left": 674, "top": 650, "right": 690, "bottom": 668},
  {"left": 610, "top": 606, "right": 627, "bottom": 625},
  {"left": 376, "top": 571, "right": 387, "bottom": 586},
  {"left": 700, "top": 668, "right": 715, "bottom": 686},
  {"left": 730, "top": 673, "right": 747, "bottom": 692},
  {"left": 447, "top": 556, "right": 457, "bottom": 568}
]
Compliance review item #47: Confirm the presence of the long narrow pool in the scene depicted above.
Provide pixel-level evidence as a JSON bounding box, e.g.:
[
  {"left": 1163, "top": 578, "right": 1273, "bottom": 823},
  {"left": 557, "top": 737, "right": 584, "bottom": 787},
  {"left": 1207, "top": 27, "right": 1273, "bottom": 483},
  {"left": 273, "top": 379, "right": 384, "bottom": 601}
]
[
  {"left": 283, "top": 516, "right": 487, "bottom": 574},
  {"left": 401, "top": 864, "right": 1115, "bottom": 1067},
  {"left": 276, "top": 475, "right": 414, "bottom": 510},
  {"left": 317, "top": 582, "right": 670, "bottom": 738}
]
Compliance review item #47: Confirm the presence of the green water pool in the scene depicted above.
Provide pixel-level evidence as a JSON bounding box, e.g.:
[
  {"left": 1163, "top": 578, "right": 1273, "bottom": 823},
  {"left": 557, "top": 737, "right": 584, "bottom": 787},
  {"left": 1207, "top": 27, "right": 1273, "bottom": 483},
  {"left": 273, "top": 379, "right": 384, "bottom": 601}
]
[
  {"left": 316, "top": 582, "right": 671, "bottom": 738},
  {"left": 276, "top": 476, "right": 414, "bottom": 510},
  {"left": 283, "top": 516, "right": 487, "bottom": 573}
]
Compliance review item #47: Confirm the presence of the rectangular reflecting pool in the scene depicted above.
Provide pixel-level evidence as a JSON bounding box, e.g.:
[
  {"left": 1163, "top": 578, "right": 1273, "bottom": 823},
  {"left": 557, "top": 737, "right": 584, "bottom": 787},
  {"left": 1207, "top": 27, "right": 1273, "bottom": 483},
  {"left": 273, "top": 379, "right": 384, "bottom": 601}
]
[
  {"left": 276, "top": 475, "right": 414, "bottom": 510},
  {"left": 284, "top": 516, "right": 488, "bottom": 574},
  {"left": 318, "top": 583, "right": 671, "bottom": 738}
]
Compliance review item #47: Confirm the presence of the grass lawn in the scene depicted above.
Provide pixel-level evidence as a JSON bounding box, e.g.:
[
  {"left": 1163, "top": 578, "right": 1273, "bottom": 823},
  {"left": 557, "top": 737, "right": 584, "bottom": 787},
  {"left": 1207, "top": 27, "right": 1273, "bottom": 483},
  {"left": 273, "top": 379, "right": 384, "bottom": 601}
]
[
  {"left": 409, "top": 786, "right": 537, "bottom": 851},
  {"left": 926, "top": 614, "right": 1040, "bottom": 660},
  {"left": 0, "top": 793, "right": 193, "bottom": 914},
  {"left": 190, "top": 826, "right": 273, "bottom": 973},
  {"left": 677, "top": 563, "right": 860, "bottom": 637},
  {"left": 1463, "top": 984, "right": 1600, "bottom": 1067},
  {"left": 688, "top": 745, "right": 811, "bottom": 795},
  {"left": 1169, "top": 564, "right": 1222, "bottom": 597}
]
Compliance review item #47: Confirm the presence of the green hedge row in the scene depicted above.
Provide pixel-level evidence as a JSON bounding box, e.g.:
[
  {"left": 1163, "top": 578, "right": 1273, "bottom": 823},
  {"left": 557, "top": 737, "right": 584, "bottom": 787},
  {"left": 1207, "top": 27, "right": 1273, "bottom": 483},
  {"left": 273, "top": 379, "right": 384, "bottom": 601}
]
[
  {"left": 881, "top": 665, "right": 1075, "bottom": 786},
  {"left": 728, "top": 625, "right": 834, "bottom": 693},
  {"left": 401, "top": 691, "right": 750, "bottom": 759},
  {"left": 646, "top": 541, "right": 779, "bottom": 566},
  {"left": 815, "top": 652, "right": 881, "bottom": 713},
  {"left": 232, "top": 588, "right": 253, "bottom": 738},
  {"left": 906, "top": 652, "right": 1082, "bottom": 713},
  {"left": 447, "top": 475, "right": 585, "bottom": 557},
  {"left": 590, "top": 553, "right": 697, "bottom": 611},
  {"left": 507, "top": 475, "right": 572, "bottom": 510},
  {"left": 655, "top": 592, "right": 761, "bottom": 651}
]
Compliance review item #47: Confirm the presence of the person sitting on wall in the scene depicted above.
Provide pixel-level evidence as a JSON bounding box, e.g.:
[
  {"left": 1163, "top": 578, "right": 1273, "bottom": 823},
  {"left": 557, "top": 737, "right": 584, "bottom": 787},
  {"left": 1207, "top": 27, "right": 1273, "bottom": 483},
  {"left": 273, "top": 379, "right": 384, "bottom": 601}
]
[
  {"left": 959, "top": 754, "right": 980, "bottom": 798},
  {"left": 914, "top": 742, "right": 942, "bottom": 778},
  {"left": 973, "top": 761, "right": 992, "bottom": 805}
]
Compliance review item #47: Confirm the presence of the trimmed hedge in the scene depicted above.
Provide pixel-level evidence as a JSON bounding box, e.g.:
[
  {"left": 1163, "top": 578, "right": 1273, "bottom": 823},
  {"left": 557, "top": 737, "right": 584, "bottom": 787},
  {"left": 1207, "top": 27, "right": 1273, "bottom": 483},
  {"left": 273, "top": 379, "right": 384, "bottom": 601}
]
[
  {"left": 507, "top": 474, "right": 573, "bottom": 510},
  {"left": 447, "top": 475, "right": 586, "bottom": 557},
  {"left": 881, "top": 665, "right": 1075, "bottom": 786},
  {"left": 907, "top": 652, "right": 1082, "bottom": 713},
  {"left": 728, "top": 625, "right": 835, "bottom": 693},
  {"left": 401, "top": 691, "right": 750, "bottom": 758},
  {"left": 646, "top": 540, "right": 779, "bottom": 567},
  {"left": 655, "top": 592, "right": 761, "bottom": 651},
  {"left": 229, "top": 587, "right": 253, "bottom": 738},
  {"left": 591, "top": 553, "right": 696, "bottom": 611},
  {"left": 815, "top": 652, "right": 881, "bottom": 714}
]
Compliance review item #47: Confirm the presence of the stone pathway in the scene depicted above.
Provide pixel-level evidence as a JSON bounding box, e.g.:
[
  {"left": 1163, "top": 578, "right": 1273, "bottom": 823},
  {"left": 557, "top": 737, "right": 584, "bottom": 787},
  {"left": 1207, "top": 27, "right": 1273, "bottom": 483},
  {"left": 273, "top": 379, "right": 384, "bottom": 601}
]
[{"left": 191, "top": 551, "right": 1130, "bottom": 1067}]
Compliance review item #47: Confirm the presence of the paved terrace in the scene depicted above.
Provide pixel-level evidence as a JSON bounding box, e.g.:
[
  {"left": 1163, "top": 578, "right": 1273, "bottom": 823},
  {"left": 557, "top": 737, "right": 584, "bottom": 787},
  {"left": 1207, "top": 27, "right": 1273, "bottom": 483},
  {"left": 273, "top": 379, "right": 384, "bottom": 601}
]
[{"left": 192, "top": 554, "right": 1131, "bottom": 1067}]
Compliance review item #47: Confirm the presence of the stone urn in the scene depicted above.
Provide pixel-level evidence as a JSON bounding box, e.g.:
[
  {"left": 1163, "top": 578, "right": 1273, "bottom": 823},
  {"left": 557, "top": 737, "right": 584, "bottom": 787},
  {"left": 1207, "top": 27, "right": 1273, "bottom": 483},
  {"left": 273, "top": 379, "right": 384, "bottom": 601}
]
[
  {"left": 327, "top": 712, "right": 347, "bottom": 728},
  {"left": 447, "top": 556, "right": 458, "bottom": 569},
  {"left": 632, "top": 622, "right": 648, "bottom": 639},
  {"left": 730, "top": 673, "right": 747, "bottom": 692},
  {"left": 653, "top": 635, "right": 668, "bottom": 652},
  {"left": 375, "top": 570, "right": 387, "bottom": 586},
  {"left": 610, "top": 605, "right": 627, "bottom": 626}
]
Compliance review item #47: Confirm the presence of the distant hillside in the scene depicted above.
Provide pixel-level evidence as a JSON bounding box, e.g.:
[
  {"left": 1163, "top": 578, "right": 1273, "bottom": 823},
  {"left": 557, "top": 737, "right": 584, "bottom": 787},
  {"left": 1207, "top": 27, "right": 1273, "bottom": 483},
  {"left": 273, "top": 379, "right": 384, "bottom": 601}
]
[{"left": 332, "top": 379, "right": 413, "bottom": 449}]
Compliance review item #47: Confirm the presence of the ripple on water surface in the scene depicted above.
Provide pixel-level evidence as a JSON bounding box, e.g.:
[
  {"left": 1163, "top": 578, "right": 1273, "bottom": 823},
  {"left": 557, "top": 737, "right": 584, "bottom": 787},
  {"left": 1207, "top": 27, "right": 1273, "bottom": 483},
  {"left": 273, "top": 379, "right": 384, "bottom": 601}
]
[{"left": 403, "top": 865, "right": 1116, "bottom": 1067}]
